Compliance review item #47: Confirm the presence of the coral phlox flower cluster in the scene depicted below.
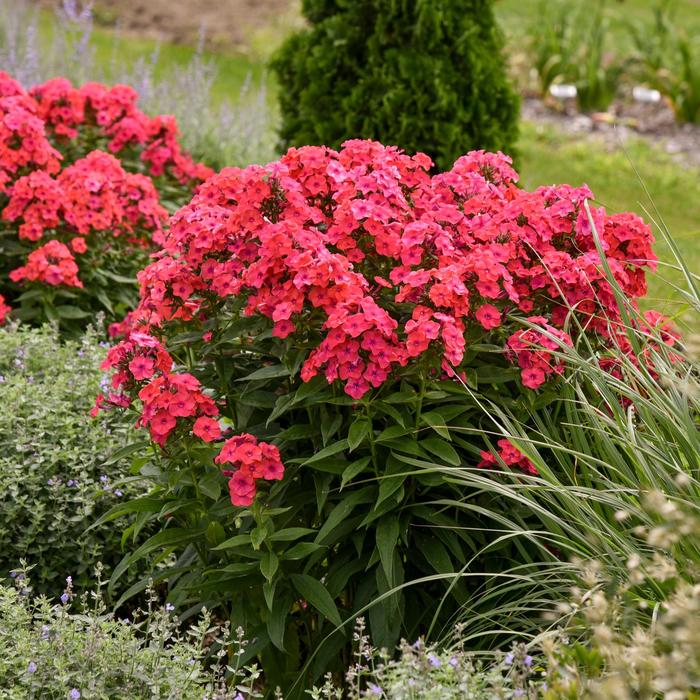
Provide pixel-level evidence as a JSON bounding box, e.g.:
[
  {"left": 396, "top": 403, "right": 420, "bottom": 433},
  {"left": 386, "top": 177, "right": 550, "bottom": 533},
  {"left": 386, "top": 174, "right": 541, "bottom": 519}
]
[
  {"left": 94, "top": 330, "right": 221, "bottom": 445},
  {"left": 0, "top": 294, "right": 10, "bottom": 324},
  {"left": 505, "top": 317, "right": 574, "bottom": 390},
  {"left": 3, "top": 151, "right": 167, "bottom": 244},
  {"left": 102, "top": 139, "right": 672, "bottom": 491},
  {"left": 9, "top": 239, "right": 82, "bottom": 288},
  {"left": 96, "top": 330, "right": 282, "bottom": 505},
  {"left": 27, "top": 76, "right": 213, "bottom": 184},
  {"left": 125, "top": 141, "right": 657, "bottom": 395},
  {"left": 215, "top": 434, "right": 285, "bottom": 506},
  {"left": 478, "top": 438, "right": 539, "bottom": 475},
  {"left": 0, "top": 71, "right": 208, "bottom": 316}
]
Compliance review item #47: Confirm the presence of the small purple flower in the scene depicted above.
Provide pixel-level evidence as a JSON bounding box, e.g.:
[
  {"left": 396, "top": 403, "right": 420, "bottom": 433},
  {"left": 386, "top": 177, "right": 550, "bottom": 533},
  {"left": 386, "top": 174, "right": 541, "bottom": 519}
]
[
  {"left": 47, "top": 478, "right": 55, "bottom": 486},
  {"left": 165, "top": 603, "right": 175, "bottom": 612},
  {"left": 77, "top": 350, "right": 85, "bottom": 357},
  {"left": 514, "top": 690, "right": 524, "bottom": 698},
  {"left": 69, "top": 690, "right": 81, "bottom": 700},
  {"left": 449, "top": 656, "right": 458, "bottom": 669},
  {"left": 0, "top": 375, "right": 5, "bottom": 382},
  {"left": 41, "top": 625, "right": 50, "bottom": 639},
  {"left": 66, "top": 576, "right": 72, "bottom": 585},
  {"left": 407, "top": 679, "right": 416, "bottom": 687},
  {"left": 99, "top": 341, "right": 110, "bottom": 348},
  {"left": 27, "top": 661, "right": 37, "bottom": 674},
  {"left": 100, "top": 475, "right": 109, "bottom": 485},
  {"left": 9, "top": 572, "right": 16, "bottom": 579},
  {"left": 427, "top": 652, "right": 441, "bottom": 668},
  {"left": 524, "top": 655, "right": 533, "bottom": 668},
  {"left": 114, "top": 489, "right": 123, "bottom": 497},
  {"left": 67, "top": 480, "right": 77, "bottom": 488},
  {"left": 504, "top": 652, "right": 514, "bottom": 666},
  {"left": 60, "top": 593, "right": 69, "bottom": 604},
  {"left": 21, "top": 587, "right": 30, "bottom": 596},
  {"left": 27, "top": 375, "right": 34, "bottom": 383},
  {"left": 368, "top": 684, "right": 382, "bottom": 696}
]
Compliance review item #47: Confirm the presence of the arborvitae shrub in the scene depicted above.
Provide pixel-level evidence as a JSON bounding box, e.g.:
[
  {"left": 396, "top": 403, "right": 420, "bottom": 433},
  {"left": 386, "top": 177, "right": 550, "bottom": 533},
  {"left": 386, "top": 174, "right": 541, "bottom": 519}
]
[{"left": 272, "top": 0, "right": 519, "bottom": 170}]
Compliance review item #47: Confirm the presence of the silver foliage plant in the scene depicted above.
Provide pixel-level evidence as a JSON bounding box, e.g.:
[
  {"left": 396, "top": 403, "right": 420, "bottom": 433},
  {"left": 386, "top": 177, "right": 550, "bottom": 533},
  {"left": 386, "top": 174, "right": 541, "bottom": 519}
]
[{"left": 0, "top": 0, "right": 278, "bottom": 167}]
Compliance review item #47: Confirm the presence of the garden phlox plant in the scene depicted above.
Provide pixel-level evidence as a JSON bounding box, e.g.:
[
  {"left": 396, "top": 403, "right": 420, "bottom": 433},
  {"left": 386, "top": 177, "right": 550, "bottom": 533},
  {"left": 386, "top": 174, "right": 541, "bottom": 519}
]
[
  {"left": 0, "top": 71, "right": 212, "bottom": 329},
  {"left": 99, "top": 140, "right": 672, "bottom": 503},
  {"left": 94, "top": 140, "right": 679, "bottom": 686}
]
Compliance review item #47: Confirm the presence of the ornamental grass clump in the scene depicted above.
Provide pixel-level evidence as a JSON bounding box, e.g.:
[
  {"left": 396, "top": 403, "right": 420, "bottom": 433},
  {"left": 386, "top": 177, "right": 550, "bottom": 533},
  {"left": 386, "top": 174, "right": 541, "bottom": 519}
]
[
  {"left": 93, "top": 140, "right": 678, "bottom": 691},
  {"left": 0, "top": 71, "right": 212, "bottom": 331}
]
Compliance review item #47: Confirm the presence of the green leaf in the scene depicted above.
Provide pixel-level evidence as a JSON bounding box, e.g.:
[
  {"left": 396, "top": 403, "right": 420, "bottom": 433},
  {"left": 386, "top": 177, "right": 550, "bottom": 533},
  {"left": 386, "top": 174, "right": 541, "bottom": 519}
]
[
  {"left": 267, "top": 595, "right": 290, "bottom": 652},
  {"left": 315, "top": 487, "right": 374, "bottom": 545},
  {"left": 103, "top": 441, "right": 151, "bottom": 466},
  {"left": 86, "top": 497, "right": 161, "bottom": 532},
  {"left": 420, "top": 438, "right": 461, "bottom": 466},
  {"left": 281, "top": 542, "right": 325, "bottom": 560},
  {"left": 348, "top": 418, "right": 370, "bottom": 452},
  {"left": 420, "top": 411, "right": 451, "bottom": 440},
  {"left": 199, "top": 474, "right": 222, "bottom": 501},
  {"left": 263, "top": 579, "right": 276, "bottom": 610},
  {"left": 376, "top": 456, "right": 408, "bottom": 507},
  {"left": 290, "top": 574, "right": 342, "bottom": 627},
  {"left": 109, "top": 528, "right": 198, "bottom": 597},
  {"left": 475, "top": 365, "right": 520, "bottom": 384},
  {"left": 100, "top": 269, "right": 137, "bottom": 284},
  {"left": 268, "top": 527, "right": 316, "bottom": 542},
  {"left": 205, "top": 521, "right": 226, "bottom": 548},
  {"left": 383, "top": 391, "right": 418, "bottom": 404},
  {"left": 278, "top": 424, "right": 318, "bottom": 441},
  {"left": 341, "top": 456, "right": 371, "bottom": 489},
  {"left": 320, "top": 411, "right": 343, "bottom": 446},
  {"left": 376, "top": 425, "right": 411, "bottom": 442},
  {"left": 212, "top": 534, "right": 252, "bottom": 551},
  {"left": 260, "top": 550, "right": 279, "bottom": 582},
  {"left": 235, "top": 364, "right": 290, "bottom": 382},
  {"left": 251, "top": 524, "right": 270, "bottom": 550},
  {"left": 55, "top": 304, "right": 91, "bottom": 319},
  {"left": 298, "top": 439, "right": 348, "bottom": 466},
  {"left": 415, "top": 533, "right": 453, "bottom": 575},
  {"left": 376, "top": 516, "right": 400, "bottom": 586}
]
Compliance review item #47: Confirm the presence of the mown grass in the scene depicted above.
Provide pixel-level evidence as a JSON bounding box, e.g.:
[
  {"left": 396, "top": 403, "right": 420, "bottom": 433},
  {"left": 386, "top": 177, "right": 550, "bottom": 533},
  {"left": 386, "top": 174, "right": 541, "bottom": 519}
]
[{"left": 518, "top": 122, "right": 700, "bottom": 327}]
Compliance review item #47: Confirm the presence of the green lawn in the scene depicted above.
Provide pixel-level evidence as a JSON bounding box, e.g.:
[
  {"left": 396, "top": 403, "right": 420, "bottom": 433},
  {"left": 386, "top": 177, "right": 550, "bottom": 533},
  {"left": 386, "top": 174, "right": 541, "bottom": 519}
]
[{"left": 518, "top": 122, "right": 700, "bottom": 326}]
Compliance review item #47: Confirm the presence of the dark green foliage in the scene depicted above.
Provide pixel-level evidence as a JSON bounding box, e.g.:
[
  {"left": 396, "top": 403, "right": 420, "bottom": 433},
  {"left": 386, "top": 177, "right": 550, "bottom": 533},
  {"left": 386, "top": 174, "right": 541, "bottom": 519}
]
[{"left": 272, "top": 0, "right": 519, "bottom": 170}]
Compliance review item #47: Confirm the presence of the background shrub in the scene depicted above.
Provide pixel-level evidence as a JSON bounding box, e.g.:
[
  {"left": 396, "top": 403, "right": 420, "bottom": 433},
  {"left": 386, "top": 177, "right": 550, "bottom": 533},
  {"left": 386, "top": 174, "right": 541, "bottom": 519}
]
[
  {"left": 271, "top": 0, "right": 519, "bottom": 170},
  {"left": 0, "top": 323, "right": 146, "bottom": 597}
]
